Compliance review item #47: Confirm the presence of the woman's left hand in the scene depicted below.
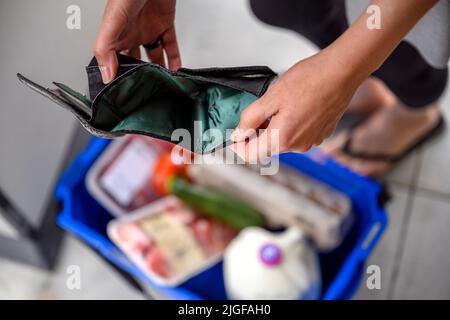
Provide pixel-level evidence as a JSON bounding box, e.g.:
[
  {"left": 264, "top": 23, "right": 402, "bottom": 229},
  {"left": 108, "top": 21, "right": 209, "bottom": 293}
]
[{"left": 230, "top": 50, "right": 361, "bottom": 162}]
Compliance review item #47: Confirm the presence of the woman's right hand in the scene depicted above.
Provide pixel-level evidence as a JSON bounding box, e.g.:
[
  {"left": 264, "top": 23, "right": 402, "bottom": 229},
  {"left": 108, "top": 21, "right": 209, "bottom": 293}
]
[{"left": 94, "top": 0, "right": 181, "bottom": 84}]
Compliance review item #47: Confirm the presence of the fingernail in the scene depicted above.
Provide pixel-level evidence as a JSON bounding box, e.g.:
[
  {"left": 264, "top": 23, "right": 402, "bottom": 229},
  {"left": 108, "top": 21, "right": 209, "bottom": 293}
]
[
  {"left": 100, "top": 66, "right": 111, "bottom": 84},
  {"left": 230, "top": 129, "right": 240, "bottom": 142}
]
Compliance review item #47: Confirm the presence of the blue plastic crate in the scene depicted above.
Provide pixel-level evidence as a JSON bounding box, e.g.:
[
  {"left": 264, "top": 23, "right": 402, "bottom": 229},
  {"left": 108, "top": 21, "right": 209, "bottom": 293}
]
[{"left": 55, "top": 137, "right": 388, "bottom": 300}]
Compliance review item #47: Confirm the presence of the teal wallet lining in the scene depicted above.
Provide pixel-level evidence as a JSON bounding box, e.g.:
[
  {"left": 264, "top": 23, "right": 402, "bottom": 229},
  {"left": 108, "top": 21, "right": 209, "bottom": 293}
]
[
  {"left": 89, "top": 64, "right": 257, "bottom": 152},
  {"left": 17, "top": 55, "right": 276, "bottom": 153}
]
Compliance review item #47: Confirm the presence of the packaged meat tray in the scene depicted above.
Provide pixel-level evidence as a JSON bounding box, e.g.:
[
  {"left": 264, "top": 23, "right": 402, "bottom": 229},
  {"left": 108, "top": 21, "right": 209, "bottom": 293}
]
[
  {"left": 86, "top": 135, "right": 172, "bottom": 216},
  {"left": 108, "top": 196, "right": 237, "bottom": 287}
]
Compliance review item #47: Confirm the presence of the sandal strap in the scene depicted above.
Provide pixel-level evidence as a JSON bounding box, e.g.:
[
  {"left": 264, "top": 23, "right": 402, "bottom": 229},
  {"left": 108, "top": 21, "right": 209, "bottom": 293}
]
[
  {"left": 341, "top": 116, "right": 445, "bottom": 163},
  {"left": 342, "top": 136, "right": 402, "bottom": 162}
]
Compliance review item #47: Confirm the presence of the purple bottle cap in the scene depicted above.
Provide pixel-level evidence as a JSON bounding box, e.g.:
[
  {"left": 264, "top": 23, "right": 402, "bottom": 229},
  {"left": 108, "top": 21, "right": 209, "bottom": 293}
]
[{"left": 259, "top": 243, "right": 282, "bottom": 266}]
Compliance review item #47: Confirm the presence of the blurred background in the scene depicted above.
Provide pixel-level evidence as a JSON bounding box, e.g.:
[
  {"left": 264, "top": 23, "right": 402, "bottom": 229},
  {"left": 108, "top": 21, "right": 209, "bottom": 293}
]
[{"left": 1, "top": 0, "right": 449, "bottom": 299}]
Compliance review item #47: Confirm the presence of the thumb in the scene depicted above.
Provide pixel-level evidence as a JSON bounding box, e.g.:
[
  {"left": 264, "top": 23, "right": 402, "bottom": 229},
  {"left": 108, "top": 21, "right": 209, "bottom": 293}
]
[
  {"left": 94, "top": 48, "right": 119, "bottom": 84},
  {"left": 93, "top": 1, "right": 129, "bottom": 83},
  {"left": 231, "top": 99, "right": 274, "bottom": 142}
]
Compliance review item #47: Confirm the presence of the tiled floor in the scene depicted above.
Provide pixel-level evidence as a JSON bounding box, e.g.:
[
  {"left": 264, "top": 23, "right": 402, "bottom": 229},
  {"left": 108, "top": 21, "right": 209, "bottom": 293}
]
[
  {"left": 354, "top": 87, "right": 450, "bottom": 299},
  {"left": 1, "top": 0, "right": 450, "bottom": 300},
  {"left": 0, "top": 236, "right": 143, "bottom": 299}
]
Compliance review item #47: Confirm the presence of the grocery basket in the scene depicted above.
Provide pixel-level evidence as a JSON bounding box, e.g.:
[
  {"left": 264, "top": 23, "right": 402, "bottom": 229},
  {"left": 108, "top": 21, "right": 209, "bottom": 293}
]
[{"left": 55, "top": 137, "right": 388, "bottom": 300}]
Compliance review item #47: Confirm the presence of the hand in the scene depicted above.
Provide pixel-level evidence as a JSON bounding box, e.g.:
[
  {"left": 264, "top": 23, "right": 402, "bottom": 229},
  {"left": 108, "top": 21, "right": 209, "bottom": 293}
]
[
  {"left": 229, "top": 0, "right": 439, "bottom": 162},
  {"left": 94, "top": 0, "right": 181, "bottom": 83},
  {"left": 230, "top": 50, "right": 361, "bottom": 162}
]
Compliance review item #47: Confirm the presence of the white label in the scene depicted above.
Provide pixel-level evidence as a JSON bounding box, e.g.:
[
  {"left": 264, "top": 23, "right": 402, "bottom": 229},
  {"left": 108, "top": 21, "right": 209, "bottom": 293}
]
[
  {"left": 140, "top": 213, "right": 205, "bottom": 275},
  {"left": 100, "top": 140, "right": 157, "bottom": 206}
]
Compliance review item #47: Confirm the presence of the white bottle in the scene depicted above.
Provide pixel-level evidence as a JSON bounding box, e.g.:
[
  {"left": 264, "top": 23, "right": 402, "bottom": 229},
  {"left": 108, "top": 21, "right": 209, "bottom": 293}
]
[{"left": 223, "top": 227, "right": 321, "bottom": 300}]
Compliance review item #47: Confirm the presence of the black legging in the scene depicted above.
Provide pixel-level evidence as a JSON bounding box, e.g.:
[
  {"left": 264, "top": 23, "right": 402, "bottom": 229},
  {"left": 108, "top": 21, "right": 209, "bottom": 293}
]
[{"left": 250, "top": 0, "right": 448, "bottom": 108}]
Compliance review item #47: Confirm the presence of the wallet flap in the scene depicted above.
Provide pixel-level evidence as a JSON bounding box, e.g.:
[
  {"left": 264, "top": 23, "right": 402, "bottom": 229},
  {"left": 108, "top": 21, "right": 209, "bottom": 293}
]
[
  {"left": 16, "top": 73, "right": 91, "bottom": 120},
  {"left": 86, "top": 55, "right": 147, "bottom": 100},
  {"left": 177, "top": 66, "right": 276, "bottom": 97},
  {"left": 53, "top": 82, "right": 91, "bottom": 107}
]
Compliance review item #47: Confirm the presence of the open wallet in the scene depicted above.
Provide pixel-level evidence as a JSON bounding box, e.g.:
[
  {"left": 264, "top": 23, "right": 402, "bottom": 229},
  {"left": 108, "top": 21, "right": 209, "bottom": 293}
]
[{"left": 17, "top": 54, "right": 277, "bottom": 153}]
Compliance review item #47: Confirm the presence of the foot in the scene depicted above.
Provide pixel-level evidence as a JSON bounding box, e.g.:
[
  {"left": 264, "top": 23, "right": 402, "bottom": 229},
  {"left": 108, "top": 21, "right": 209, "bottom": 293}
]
[
  {"left": 346, "top": 77, "right": 397, "bottom": 114},
  {"left": 321, "top": 103, "right": 441, "bottom": 177}
]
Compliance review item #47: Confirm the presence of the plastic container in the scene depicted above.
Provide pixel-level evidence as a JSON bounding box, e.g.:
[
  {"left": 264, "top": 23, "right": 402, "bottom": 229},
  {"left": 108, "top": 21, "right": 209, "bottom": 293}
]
[
  {"left": 56, "top": 137, "right": 388, "bottom": 300},
  {"left": 224, "top": 227, "right": 322, "bottom": 300},
  {"left": 188, "top": 161, "right": 353, "bottom": 251},
  {"left": 108, "top": 196, "right": 237, "bottom": 287},
  {"left": 86, "top": 135, "right": 171, "bottom": 216}
]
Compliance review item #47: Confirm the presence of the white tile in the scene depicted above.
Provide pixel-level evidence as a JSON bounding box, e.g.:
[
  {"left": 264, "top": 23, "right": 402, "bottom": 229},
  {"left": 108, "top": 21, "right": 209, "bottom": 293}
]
[
  {"left": 392, "top": 192, "right": 450, "bottom": 299},
  {"left": 0, "top": 236, "right": 144, "bottom": 299},
  {"left": 416, "top": 105, "right": 450, "bottom": 195},
  {"left": 0, "top": 257, "right": 50, "bottom": 299},
  {"left": 41, "top": 236, "right": 144, "bottom": 300},
  {"left": 385, "top": 151, "right": 420, "bottom": 187},
  {"left": 176, "top": 0, "right": 317, "bottom": 71},
  {"left": 354, "top": 185, "right": 410, "bottom": 300}
]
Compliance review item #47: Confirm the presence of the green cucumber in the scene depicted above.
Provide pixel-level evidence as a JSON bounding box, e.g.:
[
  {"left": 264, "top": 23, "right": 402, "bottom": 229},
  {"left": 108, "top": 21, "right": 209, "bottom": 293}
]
[{"left": 168, "top": 176, "right": 265, "bottom": 230}]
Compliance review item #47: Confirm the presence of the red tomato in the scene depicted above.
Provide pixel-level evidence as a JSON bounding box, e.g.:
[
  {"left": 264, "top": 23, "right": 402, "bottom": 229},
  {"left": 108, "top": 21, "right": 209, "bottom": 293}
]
[{"left": 152, "top": 151, "right": 187, "bottom": 195}]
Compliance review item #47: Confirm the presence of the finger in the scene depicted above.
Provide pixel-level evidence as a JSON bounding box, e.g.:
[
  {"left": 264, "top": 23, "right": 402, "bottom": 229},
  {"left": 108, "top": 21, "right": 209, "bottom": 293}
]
[
  {"left": 245, "top": 115, "right": 286, "bottom": 162},
  {"left": 93, "top": 2, "right": 130, "bottom": 83},
  {"left": 230, "top": 130, "right": 275, "bottom": 163},
  {"left": 129, "top": 47, "right": 141, "bottom": 60},
  {"left": 146, "top": 45, "right": 166, "bottom": 67},
  {"left": 94, "top": 44, "right": 119, "bottom": 84},
  {"left": 121, "top": 47, "right": 141, "bottom": 59},
  {"left": 244, "top": 133, "right": 263, "bottom": 163},
  {"left": 244, "top": 130, "right": 269, "bottom": 163},
  {"left": 229, "top": 141, "right": 247, "bottom": 163},
  {"left": 231, "top": 99, "right": 275, "bottom": 143},
  {"left": 162, "top": 27, "right": 181, "bottom": 70}
]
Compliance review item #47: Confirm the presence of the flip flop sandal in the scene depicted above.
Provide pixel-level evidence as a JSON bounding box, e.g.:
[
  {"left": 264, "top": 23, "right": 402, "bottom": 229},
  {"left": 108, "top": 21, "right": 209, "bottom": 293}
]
[{"left": 340, "top": 115, "right": 446, "bottom": 164}]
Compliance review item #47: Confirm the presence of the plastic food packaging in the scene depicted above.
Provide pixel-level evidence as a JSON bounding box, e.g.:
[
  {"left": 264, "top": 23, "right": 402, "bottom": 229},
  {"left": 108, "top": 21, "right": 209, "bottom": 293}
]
[
  {"left": 86, "top": 135, "right": 172, "bottom": 216},
  {"left": 188, "top": 159, "right": 353, "bottom": 251},
  {"left": 223, "top": 227, "right": 321, "bottom": 300},
  {"left": 108, "top": 196, "right": 237, "bottom": 286}
]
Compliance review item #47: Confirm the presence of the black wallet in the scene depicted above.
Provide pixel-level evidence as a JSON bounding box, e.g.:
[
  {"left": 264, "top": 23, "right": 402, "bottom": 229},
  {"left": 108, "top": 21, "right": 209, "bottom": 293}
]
[{"left": 17, "top": 54, "right": 276, "bottom": 153}]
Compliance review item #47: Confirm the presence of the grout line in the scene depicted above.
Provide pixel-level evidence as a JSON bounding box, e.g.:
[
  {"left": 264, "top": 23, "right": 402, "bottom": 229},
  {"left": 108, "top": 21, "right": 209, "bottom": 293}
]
[
  {"left": 405, "top": 185, "right": 450, "bottom": 203},
  {"left": 386, "top": 149, "right": 423, "bottom": 299},
  {"left": 410, "top": 150, "right": 423, "bottom": 186},
  {"left": 387, "top": 180, "right": 414, "bottom": 191},
  {"left": 389, "top": 179, "right": 450, "bottom": 204}
]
